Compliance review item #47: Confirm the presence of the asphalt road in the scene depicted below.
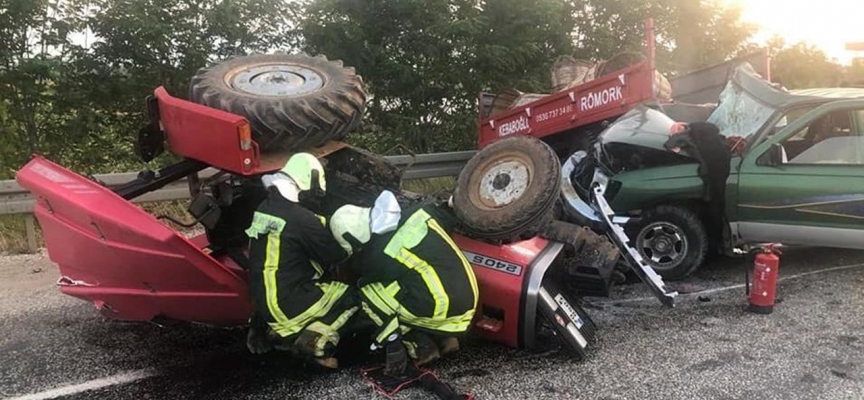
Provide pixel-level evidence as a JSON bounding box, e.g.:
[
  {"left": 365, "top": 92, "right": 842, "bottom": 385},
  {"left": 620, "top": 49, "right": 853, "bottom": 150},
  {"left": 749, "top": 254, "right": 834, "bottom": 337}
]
[{"left": 2, "top": 247, "right": 864, "bottom": 400}]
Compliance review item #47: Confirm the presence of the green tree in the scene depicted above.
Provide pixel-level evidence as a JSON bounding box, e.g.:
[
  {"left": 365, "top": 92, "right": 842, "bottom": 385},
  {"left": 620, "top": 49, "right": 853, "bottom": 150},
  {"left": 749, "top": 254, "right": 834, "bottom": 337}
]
[
  {"left": 843, "top": 58, "right": 864, "bottom": 87},
  {"left": 0, "top": 0, "right": 758, "bottom": 176},
  {"left": 767, "top": 37, "right": 843, "bottom": 89},
  {"left": 300, "top": 0, "right": 754, "bottom": 153},
  {"left": 569, "top": 0, "right": 756, "bottom": 74},
  {"left": 69, "top": 0, "right": 300, "bottom": 170},
  {"left": 0, "top": 0, "right": 91, "bottom": 177},
  {"left": 0, "top": 0, "right": 301, "bottom": 176},
  {"left": 300, "top": 0, "right": 576, "bottom": 153}
]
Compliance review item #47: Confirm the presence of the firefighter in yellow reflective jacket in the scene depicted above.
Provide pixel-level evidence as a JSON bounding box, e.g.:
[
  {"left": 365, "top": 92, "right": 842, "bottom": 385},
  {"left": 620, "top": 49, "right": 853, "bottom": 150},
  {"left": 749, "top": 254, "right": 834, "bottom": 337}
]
[
  {"left": 244, "top": 153, "right": 358, "bottom": 369},
  {"left": 329, "top": 191, "right": 479, "bottom": 369}
]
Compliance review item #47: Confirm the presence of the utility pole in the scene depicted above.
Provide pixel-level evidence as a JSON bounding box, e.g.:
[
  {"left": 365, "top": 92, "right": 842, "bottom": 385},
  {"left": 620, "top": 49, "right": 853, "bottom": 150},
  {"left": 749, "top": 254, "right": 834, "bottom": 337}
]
[{"left": 847, "top": 42, "right": 864, "bottom": 63}]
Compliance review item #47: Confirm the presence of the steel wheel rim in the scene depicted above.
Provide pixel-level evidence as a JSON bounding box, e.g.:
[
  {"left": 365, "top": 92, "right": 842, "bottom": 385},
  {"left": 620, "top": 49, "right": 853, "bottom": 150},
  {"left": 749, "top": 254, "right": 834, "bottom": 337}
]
[
  {"left": 469, "top": 152, "right": 534, "bottom": 211},
  {"left": 228, "top": 64, "right": 325, "bottom": 97},
  {"left": 636, "top": 222, "right": 688, "bottom": 270}
]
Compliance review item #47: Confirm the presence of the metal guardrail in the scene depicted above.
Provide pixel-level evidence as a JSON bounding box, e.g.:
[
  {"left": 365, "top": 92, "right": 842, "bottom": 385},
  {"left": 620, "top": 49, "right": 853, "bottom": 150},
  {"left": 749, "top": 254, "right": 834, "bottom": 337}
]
[{"left": 0, "top": 151, "right": 476, "bottom": 252}]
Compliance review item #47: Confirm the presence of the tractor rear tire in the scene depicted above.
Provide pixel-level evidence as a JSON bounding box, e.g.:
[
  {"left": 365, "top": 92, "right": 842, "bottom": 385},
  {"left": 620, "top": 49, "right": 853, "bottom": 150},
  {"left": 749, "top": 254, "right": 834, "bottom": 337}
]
[
  {"left": 188, "top": 53, "right": 367, "bottom": 153},
  {"left": 453, "top": 136, "right": 561, "bottom": 243}
]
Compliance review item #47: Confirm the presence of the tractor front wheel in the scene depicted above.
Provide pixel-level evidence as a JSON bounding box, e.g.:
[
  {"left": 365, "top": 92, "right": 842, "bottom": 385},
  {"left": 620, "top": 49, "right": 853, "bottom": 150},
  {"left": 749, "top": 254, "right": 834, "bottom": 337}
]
[{"left": 453, "top": 136, "right": 561, "bottom": 243}]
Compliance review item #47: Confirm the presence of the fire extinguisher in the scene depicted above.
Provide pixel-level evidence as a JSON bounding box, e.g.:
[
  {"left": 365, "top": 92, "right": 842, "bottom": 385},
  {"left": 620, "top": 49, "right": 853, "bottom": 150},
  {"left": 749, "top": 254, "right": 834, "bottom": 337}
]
[{"left": 746, "top": 244, "right": 781, "bottom": 314}]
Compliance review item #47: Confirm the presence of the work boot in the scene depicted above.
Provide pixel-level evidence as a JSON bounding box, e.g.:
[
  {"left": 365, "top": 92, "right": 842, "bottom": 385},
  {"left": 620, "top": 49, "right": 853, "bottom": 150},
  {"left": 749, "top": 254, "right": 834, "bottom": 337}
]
[
  {"left": 269, "top": 331, "right": 295, "bottom": 352},
  {"left": 291, "top": 329, "right": 339, "bottom": 369},
  {"left": 384, "top": 341, "right": 409, "bottom": 377},
  {"left": 311, "top": 356, "right": 339, "bottom": 369},
  {"left": 402, "top": 331, "right": 440, "bottom": 366},
  {"left": 434, "top": 336, "right": 460, "bottom": 357},
  {"left": 246, "top": 324, "right": 273, "bottom": 354}
]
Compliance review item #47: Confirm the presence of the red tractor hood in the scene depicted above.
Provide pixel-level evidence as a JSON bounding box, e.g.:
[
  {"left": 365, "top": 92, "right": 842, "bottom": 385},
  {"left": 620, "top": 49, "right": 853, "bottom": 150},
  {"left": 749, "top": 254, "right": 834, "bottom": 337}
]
[{"left": 16, "top": 156, "right": 252, "bottom": 325}]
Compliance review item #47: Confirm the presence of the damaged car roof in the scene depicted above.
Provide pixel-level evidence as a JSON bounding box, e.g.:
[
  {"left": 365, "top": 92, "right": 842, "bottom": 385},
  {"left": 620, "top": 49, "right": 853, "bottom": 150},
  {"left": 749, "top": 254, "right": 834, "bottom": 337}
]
[
  {"left": 788, "top": 87, "right": 864, "bottom": 100},
  {"left": 597, "top": 63, "right": 864, "bottom": 154},
  {"left": 729, "top": 63, "right": 864, "bottom": 107}
]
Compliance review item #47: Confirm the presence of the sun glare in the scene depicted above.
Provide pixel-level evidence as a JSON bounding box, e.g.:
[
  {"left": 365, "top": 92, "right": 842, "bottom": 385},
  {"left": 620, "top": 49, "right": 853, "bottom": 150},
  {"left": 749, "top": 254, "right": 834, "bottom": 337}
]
[{"left": 724, "top": 0, "right": 864, "bottom": 64}]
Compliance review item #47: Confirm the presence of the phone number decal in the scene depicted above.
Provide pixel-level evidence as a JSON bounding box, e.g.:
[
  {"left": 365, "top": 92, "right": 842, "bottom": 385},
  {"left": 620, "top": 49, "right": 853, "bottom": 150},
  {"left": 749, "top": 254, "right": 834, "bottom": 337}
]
[{"left": 535, "top": 104, "right": 574, "bottom": 123}]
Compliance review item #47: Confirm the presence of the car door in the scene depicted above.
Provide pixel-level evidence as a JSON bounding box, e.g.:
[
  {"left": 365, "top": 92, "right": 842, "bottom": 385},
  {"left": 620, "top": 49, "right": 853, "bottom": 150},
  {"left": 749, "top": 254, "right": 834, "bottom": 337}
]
[{"left": 735, "top": 99, "right": 864, "bottom": 249}]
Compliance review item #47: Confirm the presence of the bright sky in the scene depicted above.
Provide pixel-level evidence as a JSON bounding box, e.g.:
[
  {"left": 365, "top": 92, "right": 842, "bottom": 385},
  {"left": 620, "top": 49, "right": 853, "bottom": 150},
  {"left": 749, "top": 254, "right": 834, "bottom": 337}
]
[{"left": 724, "top": 0, "right": 864, "bottom": 64}]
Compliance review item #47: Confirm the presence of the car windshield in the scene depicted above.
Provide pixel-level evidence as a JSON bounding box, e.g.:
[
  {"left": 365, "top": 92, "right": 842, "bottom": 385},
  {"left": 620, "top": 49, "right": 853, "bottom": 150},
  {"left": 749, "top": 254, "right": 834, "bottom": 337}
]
[{"left": 706, "top": 79, "right": 778, "bottom": 141}]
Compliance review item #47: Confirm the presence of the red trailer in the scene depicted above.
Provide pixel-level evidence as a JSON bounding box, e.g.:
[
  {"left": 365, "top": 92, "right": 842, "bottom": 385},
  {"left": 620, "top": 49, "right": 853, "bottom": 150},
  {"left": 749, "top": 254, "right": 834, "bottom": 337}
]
[
  {"left": 478, "top": 56, "right": 659, "bottom": 149},
  {"left": 476, "top": 19, "right": 662, "bottom": 150}
]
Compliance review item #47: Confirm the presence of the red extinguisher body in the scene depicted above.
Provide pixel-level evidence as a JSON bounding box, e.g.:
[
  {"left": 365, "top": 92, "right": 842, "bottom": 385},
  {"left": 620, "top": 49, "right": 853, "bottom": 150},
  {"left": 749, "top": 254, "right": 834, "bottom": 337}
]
[{"left": 748, "top": 248, "right": 780, "bottom": 314}]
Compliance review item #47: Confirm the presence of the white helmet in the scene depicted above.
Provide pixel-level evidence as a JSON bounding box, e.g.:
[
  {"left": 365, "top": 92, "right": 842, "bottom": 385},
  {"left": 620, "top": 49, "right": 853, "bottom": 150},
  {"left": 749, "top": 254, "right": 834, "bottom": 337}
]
[
  {"left": 330, "top": 204, "right": 372, "bottom": 256},
  {"left": 330, "top": 190, "right": 402, "bottom": 255},
  {"left": 262, "top": 152, "right": 326, "bottom": 202}
]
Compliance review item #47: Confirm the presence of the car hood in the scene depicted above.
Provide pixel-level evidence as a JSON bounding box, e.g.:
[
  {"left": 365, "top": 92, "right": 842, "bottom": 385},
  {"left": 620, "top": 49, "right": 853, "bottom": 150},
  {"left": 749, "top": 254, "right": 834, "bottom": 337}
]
[{"left": 599, "top": 106, "right": 683, "bottom": 153}]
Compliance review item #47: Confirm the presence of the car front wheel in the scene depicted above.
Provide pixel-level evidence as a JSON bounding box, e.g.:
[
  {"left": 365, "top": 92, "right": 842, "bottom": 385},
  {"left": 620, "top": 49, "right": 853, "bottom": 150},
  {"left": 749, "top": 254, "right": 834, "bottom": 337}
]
[{"left": 626, "top": 205, "right": 708, "bottom": 280}]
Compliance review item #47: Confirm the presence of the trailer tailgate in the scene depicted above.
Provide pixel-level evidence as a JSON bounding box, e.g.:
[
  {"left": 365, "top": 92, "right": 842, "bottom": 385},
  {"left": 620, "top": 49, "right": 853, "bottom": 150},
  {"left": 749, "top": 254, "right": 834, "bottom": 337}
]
[{"left": 16, "top": 155, "right": 251, "bottom": 325}]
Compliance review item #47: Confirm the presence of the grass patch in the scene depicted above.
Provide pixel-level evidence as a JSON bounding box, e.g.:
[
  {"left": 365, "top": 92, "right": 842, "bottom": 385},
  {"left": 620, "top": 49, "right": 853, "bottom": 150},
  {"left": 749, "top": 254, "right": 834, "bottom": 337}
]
[
  {"left": 0, "top": 201, "right": 194, "bottom": 254},
  {"left": 402, "top": 176, "right": 456, "bottom": 196},
  {"left": 0, "top": 214, "right": 43, "bottom": 254},
  {"left": 141, "top": 200, "right": 194, "bottom": 223}
]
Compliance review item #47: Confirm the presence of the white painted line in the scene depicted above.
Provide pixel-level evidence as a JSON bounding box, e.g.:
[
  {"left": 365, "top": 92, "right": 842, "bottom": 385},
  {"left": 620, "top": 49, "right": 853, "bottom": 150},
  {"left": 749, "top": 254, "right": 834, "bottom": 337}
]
[
  {"left": 4, "top": 369, "right": 159, "bottom": 400},
  {"left": 607, "top": 262, "right": 864, "bottom": 305}
]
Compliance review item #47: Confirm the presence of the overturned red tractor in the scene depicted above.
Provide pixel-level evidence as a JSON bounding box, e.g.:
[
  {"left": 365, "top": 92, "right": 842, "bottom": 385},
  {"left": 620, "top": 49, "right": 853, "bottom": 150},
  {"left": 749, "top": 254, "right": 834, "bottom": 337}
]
[{"left": 16, "top": 50, "right": 675, "bottom": 360}]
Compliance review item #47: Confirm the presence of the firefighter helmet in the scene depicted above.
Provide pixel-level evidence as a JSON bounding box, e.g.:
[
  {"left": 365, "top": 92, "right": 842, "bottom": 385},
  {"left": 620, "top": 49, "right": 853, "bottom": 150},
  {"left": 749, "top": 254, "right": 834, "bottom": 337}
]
[
  {"left": 330, "top": 204, "right": 372, "bottom": 256},
  {"left": 280, "top": 152, "right": 326, "bottom": 193}
]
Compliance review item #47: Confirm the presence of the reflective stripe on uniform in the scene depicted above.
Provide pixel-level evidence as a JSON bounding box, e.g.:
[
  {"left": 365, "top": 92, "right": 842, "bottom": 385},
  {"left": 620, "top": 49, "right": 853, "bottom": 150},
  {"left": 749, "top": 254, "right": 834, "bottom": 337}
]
[
  {"left": 361, "top": 283, "right": 399, "bottom": 316},
  {"left": 247, "top": 211, "right": 349, "bottom": 338},
  {"left": 264, "top": 231, "right": 291, "bottom": 326},
  {"left": 376, "top": 316, "right": 401, "bottom": 344},
  {"left": 426, "top": 218, "right": 479, "bottom": 309},
  {"left": 245, "top": 211, "right": 293, "bottom": 326},
  {"left": 269, "top": 281, "right": 351, "bottom": 337},
  {"left": 312, "top": 215, "right": 327, "bottom": 279},
  {"left": 310, "top": 260, "right": 324, "bottom": 279},
  {"left": 383, "top": 210, "right": 431, "bottom": 256},
  {"left": 305, "top": 321, "right": 337, "bottom": 357},
  {"left": 385, "top": 281, "right": 401, "bottom": 298},
  {"left": 331, "top": 306, "right": 359, "bottom": 331},
  {"left": 304, "top": 306, "right": 359, "bottom": 357},
  {"left": 245, "top": 212, "right": 287, "bottom": 239},
  {"left": 361, "top": 302, "right": 385, "bottom": 327},
  {"left": 393, "top": 248, "right": 450, "bottom": 319},
  {"left": 361, "top": 282, "right": 475, "bottom": 334},
  {"left": 382, "top": 209, "right": 451, "bottom": 319}
]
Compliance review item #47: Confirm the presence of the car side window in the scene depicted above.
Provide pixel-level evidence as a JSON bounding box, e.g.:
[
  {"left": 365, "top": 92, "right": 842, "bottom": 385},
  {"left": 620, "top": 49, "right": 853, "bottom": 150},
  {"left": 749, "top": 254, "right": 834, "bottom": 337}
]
[
  {"left": 783, "top": 109, "right": 863, "bottom": 165},
  {"left": 759, "top": 106, "right": 816, "bottom": 145}
]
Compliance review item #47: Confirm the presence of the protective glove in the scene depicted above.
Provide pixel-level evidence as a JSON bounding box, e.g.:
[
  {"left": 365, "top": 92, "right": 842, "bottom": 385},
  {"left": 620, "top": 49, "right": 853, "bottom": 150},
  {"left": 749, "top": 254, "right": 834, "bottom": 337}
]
[
  {"left": 369, "top": 316, "right": 407, "bottom": 377},
  {"left": 384, "top": 339, "right": 409, "bottom": 377}
]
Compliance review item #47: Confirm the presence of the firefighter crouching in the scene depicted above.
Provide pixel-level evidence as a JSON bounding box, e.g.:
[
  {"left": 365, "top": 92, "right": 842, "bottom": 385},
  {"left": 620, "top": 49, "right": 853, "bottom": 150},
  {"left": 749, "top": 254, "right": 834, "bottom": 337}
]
[
  {"left": 329, "top": 191, "right": 479, "bottom": 371},
  {"left": 244, "top": 153, "right": 359, "bottom": 369}
]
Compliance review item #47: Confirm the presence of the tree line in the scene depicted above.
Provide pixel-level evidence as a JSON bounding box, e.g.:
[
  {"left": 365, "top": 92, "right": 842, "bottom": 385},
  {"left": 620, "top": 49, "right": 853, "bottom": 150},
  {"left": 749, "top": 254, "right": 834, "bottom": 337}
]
[{"left": 1, "top": 0, "right": 862, "bottom": 179}]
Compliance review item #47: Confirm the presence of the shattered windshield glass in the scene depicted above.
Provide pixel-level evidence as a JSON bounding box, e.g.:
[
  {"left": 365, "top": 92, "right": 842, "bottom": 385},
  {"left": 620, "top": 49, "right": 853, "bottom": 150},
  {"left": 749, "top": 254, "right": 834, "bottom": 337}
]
[{"left": 706, "top": 80, "right": 778, "bottom": 140}]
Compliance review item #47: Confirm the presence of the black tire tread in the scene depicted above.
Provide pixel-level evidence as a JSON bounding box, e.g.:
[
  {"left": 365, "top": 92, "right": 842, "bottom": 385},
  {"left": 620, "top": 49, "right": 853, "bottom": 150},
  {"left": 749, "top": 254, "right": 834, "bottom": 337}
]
[
  {"left": 627, "top": 205, "right": 708, "bottom": 280},
  {"left": 453, "top": 136, "right": 561, "bottom": 242},
  {"left": 188, "top": 53, "right": 367, "bottom": 153}
]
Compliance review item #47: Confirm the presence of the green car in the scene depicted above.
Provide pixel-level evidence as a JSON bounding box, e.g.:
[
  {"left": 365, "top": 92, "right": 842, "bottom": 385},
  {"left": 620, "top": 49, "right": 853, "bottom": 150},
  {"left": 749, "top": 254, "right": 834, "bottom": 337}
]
[{"left": 565, "top": 63, "right": 864, "bottom": 280}]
